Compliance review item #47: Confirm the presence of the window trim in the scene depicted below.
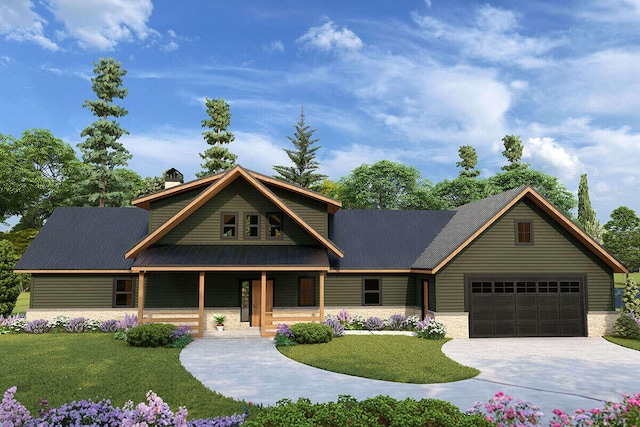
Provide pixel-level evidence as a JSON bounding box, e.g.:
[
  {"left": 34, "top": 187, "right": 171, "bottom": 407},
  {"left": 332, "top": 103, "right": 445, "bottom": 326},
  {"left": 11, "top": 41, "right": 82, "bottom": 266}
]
[
  {"left": 514, "top": 219, "right": 534, "bottom": 246},
  {"left": 266, "top": 212, "right": 284, "bottom": 240},
  {"left": 362, "top": 277, "right": 382, "bottom": 306},
  {"left": 298, "top": 276, "right": 316, "bottom": 306},
  {"left": 221, "top": 212, "right": 238, "bottom": 239},
  {"left": 244, "top": 212, "right": 260, "bottom": 239},
  {"left": 113, "top": 277, "right": 135, "bottom": 308}
]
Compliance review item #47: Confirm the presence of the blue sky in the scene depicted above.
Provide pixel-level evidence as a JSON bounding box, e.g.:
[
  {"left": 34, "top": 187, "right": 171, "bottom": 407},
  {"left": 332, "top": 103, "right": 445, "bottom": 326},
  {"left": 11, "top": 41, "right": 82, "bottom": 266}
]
[{"left": 1, "top": 0, "right": 639, "bottom": 225}]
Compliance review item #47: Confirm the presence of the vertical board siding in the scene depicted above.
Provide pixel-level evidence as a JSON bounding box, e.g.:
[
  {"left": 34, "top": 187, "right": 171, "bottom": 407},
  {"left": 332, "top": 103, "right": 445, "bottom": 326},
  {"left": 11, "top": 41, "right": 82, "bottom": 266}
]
[
  {"left": 158, "top": 179, "right": 316, "bottom": 246},
  {"left": 325, "top": 274, "right": 411, "bottom": 306},
  {"left": 31, "top": 274, "right": 121, "bottom": 308},
  {"left": 436, "top": 200, "right": 613, "bottom": 312},
  {"left": 269, "top": 186, "right": 328, "bottom": 237}
]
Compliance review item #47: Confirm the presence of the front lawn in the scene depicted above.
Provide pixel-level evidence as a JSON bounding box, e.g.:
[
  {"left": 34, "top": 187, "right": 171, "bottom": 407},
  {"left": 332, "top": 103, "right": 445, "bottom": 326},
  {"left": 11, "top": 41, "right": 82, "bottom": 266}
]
[
  {"left": 277, "top": 335, "right": 479, "bottom": 383},
  {"left": 12, "top": 292, "right": 29, "bottom": 314},
  {"left": 0, "top": 333, "right": 247, "bottom": 419},
  {"left": 605, "top": 336, "right": 640, "bottom": 351}
]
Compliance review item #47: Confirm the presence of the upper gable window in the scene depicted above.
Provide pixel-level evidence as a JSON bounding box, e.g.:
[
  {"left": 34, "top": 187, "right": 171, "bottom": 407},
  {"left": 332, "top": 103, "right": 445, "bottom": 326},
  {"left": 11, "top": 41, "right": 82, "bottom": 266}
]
[
  {"left": 515, "top": 219, "right": 534, "bottom": 246},
  {"left": 245, "top": 213, "right": 259, "bottom": 239},
  {"left": 221, "top": 213, "right": 238, "bottom": 239},
  {"left": 267, "top": 212, "right": 283, "bottom": 239}
]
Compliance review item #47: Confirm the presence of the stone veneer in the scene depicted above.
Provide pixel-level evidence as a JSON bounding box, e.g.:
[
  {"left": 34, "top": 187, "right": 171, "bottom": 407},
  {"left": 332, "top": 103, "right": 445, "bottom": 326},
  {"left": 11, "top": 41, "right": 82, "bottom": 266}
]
[
  {"left": 324, "top": 306, "right": 422, "bottom": 320},
  {"left": 587, "top": 311, "right": 618, "bottom": 337}
]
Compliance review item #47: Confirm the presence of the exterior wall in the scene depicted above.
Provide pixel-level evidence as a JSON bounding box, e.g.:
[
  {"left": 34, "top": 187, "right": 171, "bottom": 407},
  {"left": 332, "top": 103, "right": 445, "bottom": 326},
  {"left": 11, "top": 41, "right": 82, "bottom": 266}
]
[
  {"left": 324, "top": 274, "right": 416, "bottom": 306},
  {"left": 149, "top": 188, "right": 202, "bottom": 232},
  {"left": 31, "top": 274, "right": 137, "bottom": 309},
  {"left": 158, "top": 179, "right": 316, "bottom": 246},
  {"left": 324, "top": 306, "right": 421, "bottom": 319},
  {"left": 269, "top": 185, "right": 328, "bottom": 237},
  {"left": 25, "top": 308, "right": 136, "bottom": 322},
  {"left": 433, "top": 312, "right": 469, "bottom": 339},
  {"left": 435, "top": 200, "right": 614, "bottom": 312},
  {"left": 587, "top": 311, "right": 618, "bottom": 337}
]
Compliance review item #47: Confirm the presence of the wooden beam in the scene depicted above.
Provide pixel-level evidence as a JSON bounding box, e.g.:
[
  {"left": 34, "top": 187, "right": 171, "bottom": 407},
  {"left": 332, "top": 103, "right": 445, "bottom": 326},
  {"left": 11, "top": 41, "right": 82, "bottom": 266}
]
[
  {"left": 198, "top": 271, "right": 205, "bottom": 338},
  {"left": 137, "top": 271, "right": 145, "bottom": 322},
  {"left": 260, "top": 271, "right": 266, "bottom": 335},
  {"left": 319, "top": 272, "right": 325, "bottom": 321}
]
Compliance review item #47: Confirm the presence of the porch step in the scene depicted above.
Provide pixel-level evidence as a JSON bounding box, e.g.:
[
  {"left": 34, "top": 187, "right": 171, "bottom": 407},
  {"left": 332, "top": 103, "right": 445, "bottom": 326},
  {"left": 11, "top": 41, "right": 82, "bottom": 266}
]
[{"left": 202, "top": 327, "right": 264, "bottom": 339}]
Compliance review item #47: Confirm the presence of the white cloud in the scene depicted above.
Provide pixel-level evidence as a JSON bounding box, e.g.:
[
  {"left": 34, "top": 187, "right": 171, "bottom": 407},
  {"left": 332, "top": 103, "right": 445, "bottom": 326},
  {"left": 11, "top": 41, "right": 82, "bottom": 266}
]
[
  {"left": 47, "top": 0, "right": 156, "bottom": 50},
  {"left": 297, "top": 21, "right": 363, "bottom": 53},
  {"left": 160, "top": 41, "right": 179, "bottom": 53},
  {"left": 0, "top": 0, "right": 59, "bottom": 51},
  {"left": 262, "top": 40, "right": 285, "bottom": 53},
  {"left": 523, "top": 137, "right": 583, "bottom": 181},
  {"left": 578, "top": 0, "right": 640, "bottom": 22}
]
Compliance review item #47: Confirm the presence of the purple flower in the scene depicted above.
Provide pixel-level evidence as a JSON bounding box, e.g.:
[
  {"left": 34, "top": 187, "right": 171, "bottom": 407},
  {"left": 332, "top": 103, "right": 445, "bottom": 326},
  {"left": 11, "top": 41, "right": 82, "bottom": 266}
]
[
  {"left": 388, "top": 314, "right": 407, "bottom": 330},
  {"left": 323, "top": 318, "right": 345, "bottom": 337},
  {"left": 364, "top": 316, "right": 384, "bottom": 331}
]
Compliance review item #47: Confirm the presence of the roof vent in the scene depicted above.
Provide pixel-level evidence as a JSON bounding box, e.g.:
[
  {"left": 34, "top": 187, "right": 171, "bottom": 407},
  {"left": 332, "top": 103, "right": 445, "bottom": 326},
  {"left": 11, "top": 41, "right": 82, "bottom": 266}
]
[{"left": 164, "top": 168, "right": 184, "bottom": 189}]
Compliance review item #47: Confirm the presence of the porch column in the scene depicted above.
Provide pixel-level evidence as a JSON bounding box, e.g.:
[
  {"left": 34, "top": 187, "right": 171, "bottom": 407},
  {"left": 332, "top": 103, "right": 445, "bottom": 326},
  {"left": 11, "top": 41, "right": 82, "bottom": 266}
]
[
  {"left": 198, "top": 271, "right": 205, "bottom": 338},
  {"left": 319, "top": 272, "right": 325, "bottom": 321},
  {"left": 137, "top": 271, "right": 145, "bottom": 322},
  {"left": 260, "top": 271, "right": 267, "bottom": 330}
]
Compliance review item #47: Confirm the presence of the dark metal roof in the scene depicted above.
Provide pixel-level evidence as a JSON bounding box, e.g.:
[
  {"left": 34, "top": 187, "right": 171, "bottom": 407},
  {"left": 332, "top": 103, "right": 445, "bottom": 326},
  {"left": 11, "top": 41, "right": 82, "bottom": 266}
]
[
  {"left": 15, "top": 207, "right": 149, "bottom": 271},
  {"left": 329, "top": 210, "right": 456, "bottom": 269},
  {"left": 133, "top": 245, "right": 329, "bottom": 268},
  {"left": 412, "top": 186, "right": 527, "bottom": 269}
]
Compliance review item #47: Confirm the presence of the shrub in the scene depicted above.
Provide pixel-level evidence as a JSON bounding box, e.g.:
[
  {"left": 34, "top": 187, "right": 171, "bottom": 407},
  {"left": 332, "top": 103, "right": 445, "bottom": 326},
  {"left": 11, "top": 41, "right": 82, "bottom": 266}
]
[
  {"left": 352, "top": 314, "right": 366, "bottom": 329},
  {"left": 613, "top": 313, "right": 640, "bottom": 339},
  {"left": 167, "top": 325, "right": 193, "bottom": 348},
  {"left": 274, "top": 323, "right": 295, "bottom": 346},
  {"left": 100, "top": 319, "right": 119, "bottom": 332},
  {"left": 405, "top": 315, "right": 420, "bottom": 330},
  {"left": 289, "top": 323, "right": 332, "bottom": 344},
  {"left": 0, "top": 314, "right": 26, "bottom": 333},
  {"left": 127, "top": 323, "right": 177, "bottom": 347},
  {"left": 65, "top": 317, "right": 90, "bottom": 333},
  {"left": 622, "top": 276, "right": 640, "bottom": 316},
  {"left": 49, "top": 315, "right": 68, "bottom": 332},
  {"left": 467, "top": 392, "right": 543, "bottom": 426},
  {"left": 417, "top": 319, "right": 447, "bottom": 340},
  {"left": 364, "top": 316, "right": 384, "bottom": 331},
  {"left": 387, "top": 314, "right": 407, "bottom": 330},
  {"left": 24, "top": 319, "right": 51, "bottom": 334},
  {"left": 323, "top": 318, "right": 345, "bottom": 337}
]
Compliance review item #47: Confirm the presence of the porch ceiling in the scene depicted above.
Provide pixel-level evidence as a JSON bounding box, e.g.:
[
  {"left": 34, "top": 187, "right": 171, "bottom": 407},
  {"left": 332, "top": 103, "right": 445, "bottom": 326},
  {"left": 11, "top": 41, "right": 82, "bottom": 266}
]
[{"left": 132, "top": 244, "right": 330, "bottom": 270}]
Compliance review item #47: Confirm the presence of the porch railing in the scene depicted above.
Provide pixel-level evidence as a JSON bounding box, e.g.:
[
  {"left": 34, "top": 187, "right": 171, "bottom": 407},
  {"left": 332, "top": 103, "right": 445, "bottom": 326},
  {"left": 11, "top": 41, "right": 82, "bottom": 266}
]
[
  {"left": 261, "top": 310, "right": 322, "bottom": 337},
  {"left": 140, "top": 310, "right": 204, "bottom": 338}
]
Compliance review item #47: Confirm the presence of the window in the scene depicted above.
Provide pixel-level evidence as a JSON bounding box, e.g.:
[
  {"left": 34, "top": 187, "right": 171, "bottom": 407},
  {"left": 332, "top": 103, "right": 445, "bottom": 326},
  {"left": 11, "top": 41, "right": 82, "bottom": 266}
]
[
  {"left": 515, "top": 219, "right": 534, "bottom": 246},
  {"left": 298, "top": 277, "right": 316, "bottom": 306},
  {"left": 221, "top": 213, "right": 237, "bottom": 238},
  {"left": 245, "top": 213, "right": 259, "bottom": 238},
  {"left": 267, "top": 212, "right": 283, "bottom": 239},
  {"left": 362, "top": 278, "right": 382, "bottom": 305},
  {"left": 113, "top": 278, "right": 134, "bottom": 308}
]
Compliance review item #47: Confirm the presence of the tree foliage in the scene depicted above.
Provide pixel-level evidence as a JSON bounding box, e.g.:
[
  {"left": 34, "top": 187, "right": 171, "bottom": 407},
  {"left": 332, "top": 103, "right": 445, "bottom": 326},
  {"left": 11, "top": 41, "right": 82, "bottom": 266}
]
[
  {"left": 621, "top": 276, "right": 640, "bottom": 316},
  {"left": 603, "top": 206, "right": 640, "bottom": 271},
  {"left": 77, "top": 57, "right": 131, "bottom": 207},
  {"left": 0, "top": 240, "right": 20, "bottom": 317},
  {"left": 456, "top": 145, "right": 480, "bottom": 178},
  {"left": 197, "top": 97, "right": 237, "bottom": 177},
  {"left": 577, "top": 173, "right": 601, "bottom": 242},
  {"left": 500, "top": 135, "right": 529, "bottom": 171},
  {"left": 433, "top": 177, "right": 498, "bottom": 209},
  {"left": 273, "top": 107, "right": 327, "bottom": 190},
  {"left": 338, "top": 160, "right": 441, "bottom": 210}
]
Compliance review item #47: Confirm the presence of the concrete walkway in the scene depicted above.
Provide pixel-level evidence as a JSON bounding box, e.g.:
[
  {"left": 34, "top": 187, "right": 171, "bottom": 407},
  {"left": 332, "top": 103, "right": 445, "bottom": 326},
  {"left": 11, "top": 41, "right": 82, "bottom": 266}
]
[{"left": 180, "top": 336, "right": 640, "bottom": 419}]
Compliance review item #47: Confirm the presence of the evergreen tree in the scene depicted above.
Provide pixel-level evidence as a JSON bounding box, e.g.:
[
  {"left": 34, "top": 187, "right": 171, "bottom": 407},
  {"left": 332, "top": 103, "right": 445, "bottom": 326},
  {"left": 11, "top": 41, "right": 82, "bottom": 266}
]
[
  {"left": 577, "top": 173, "right": 601, "bottom": 242},
  {"left": 77, "top": 57, "right": 131, "bottom": 207},
  {"left": 197, "top": 98, "right": 237, "bottom": 177},
  {"left": 273, "top": 107, "right": 327, "bottom": 190},
  {"left": 456, "top": 145, "right": 480, "bottom": 178},
  {"left": 0, "top": 240, "right": 20, "bottom": 317},
  {"left": 500, "top": 135, "right": 529, "bottom": 171}
]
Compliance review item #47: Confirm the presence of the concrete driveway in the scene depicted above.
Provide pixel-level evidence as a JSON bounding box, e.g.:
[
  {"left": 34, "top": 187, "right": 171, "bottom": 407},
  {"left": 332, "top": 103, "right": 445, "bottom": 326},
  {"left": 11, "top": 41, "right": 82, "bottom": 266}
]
[{"left": 180, "top": 337, "right": 640, "bottom": 419}]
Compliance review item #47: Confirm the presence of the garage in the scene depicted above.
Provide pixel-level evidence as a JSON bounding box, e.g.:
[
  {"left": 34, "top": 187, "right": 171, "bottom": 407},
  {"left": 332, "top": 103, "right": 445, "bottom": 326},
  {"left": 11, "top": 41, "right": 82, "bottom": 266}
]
[{"left": 466, "top": 275, "right": 586, "bottom": 338}]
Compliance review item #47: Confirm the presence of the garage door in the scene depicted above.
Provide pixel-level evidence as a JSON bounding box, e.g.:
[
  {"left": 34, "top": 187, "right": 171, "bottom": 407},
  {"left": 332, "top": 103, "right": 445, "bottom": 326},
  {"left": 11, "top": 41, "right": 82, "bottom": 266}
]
[{"left": 467, "top": 276, "right": 586, "bottom": 338}]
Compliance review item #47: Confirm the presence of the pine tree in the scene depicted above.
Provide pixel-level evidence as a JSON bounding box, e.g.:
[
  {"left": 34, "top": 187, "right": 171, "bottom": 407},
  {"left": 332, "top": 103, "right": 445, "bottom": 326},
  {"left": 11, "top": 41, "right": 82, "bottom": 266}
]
[
  {"left": 0, "top": 240, "right": 20, "bottom": 317},
  {"left": 456, "top": 145, "right": 480, "bottom": 178},
  {"left": 500, "top": 135, "right": 529, "bottom": 171},
  {"left": 273, "top": 107, "right": 327, "bottom": 190},
  {"left": 77, "top": 57, "right": 131, "bottom": 207},
  {"left": 197, "top": 98, "right": 237, "bottom": 177},
  {"left": 577, "top": 173, "right": 601, "bottom": 242}
]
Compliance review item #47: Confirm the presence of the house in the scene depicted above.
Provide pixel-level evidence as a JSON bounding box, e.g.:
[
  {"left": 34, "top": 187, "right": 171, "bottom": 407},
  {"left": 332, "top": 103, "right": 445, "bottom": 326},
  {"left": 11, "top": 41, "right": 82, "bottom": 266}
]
[{"left": 15, "top": 165, "right": 626, "bottom": 338}]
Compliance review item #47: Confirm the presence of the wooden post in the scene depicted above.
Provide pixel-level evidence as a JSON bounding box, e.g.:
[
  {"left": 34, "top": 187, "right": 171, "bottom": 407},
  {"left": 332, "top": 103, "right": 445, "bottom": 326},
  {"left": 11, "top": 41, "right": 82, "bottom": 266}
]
[
  {"left": 319, "top": 272, "right": 325, "bottom": 322},
  {"left": 198, "top": 271, "right": 205, "bottom": 338},
  {"left": 137, "top": 271, "right": 145, "bottom": 322},
  {"left": 260, "top": 271, "right": 266, "bottom": 335}
]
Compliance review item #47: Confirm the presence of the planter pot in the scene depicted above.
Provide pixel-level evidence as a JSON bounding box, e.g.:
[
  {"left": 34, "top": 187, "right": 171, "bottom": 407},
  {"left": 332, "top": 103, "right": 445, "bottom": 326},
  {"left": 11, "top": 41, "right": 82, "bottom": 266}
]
[{"left": 216, "top": 325, "right": 224, "bottom": 331}]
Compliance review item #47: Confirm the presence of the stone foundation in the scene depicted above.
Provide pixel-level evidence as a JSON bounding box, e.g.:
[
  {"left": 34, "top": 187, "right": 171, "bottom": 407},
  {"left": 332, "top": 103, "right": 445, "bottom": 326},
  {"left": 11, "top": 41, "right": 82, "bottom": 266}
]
[
  {"left": 432, "top": 312, "right": 469, "bottom": 339},
  {"left": 324, "top": 306, "right": 422, "bottom": 319},
  {"left": 587, "top": 311, "right": 618, "bottom": 337},
  {"left": 25, "top": 308, "right": 136, "bottom": 322}
]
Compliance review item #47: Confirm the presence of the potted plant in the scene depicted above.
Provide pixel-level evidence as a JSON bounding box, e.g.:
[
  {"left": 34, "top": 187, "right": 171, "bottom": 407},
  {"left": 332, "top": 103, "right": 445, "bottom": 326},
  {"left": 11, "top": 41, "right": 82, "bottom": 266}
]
[{"left": 214, "top": 314, "right": 226, "bottom": 331}]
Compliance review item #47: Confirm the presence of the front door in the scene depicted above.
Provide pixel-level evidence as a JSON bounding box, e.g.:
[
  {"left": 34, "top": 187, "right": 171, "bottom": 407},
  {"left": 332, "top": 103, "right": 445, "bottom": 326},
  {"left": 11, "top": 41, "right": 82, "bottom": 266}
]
[{"left": 251, "top": 279, "right": 274, "bottom": 326}]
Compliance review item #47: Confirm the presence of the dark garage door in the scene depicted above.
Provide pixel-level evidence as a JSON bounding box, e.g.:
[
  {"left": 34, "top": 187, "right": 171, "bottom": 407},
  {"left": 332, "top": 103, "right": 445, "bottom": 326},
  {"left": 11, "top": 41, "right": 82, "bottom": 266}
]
[{"left": 467, "top": 276, "right": 586, "bottom": 338}]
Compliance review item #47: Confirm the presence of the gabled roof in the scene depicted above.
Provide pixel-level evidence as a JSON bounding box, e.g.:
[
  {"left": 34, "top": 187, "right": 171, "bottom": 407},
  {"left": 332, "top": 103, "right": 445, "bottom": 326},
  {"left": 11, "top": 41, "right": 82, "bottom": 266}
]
[
  {"left": 133, "top": 167, "right": 341, "bottom": 213},
  {"left": 15, "top": 207, "right": 149, "bottom": 272},
  {"left": 126, "top": 165, "right": 344, "bottom": 259},
  {"left": 411, "top": 186, "right": 627, "bottom": 274}
]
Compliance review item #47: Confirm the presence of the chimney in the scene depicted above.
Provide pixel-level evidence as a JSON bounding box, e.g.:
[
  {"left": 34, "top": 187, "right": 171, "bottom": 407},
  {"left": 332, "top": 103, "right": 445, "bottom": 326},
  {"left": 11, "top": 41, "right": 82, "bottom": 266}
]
[{"left": 164, "top": 168, "right": 184, "bottom": 189}]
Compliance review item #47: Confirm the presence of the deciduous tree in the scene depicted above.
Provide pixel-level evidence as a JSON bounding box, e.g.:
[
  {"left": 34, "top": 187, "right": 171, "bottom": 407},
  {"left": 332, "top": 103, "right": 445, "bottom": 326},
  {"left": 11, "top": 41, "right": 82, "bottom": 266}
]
[
  {"left": 603, "top": 206, "right": 640, "bottom": 271},
  {"left": 456, "top": 145, "right": 480, "bottom": 178},
  {"left": 433, "top": 177, "right": 498, "bottom": 209},
  {"left": 0, "top": 240, "right": 20, "bottom": 317},
  {"left": 197, "top": 98, "right": 237, "bottom": 177},
  {"left": 77, "top": 57, "right": 131, "bottom": 207}
]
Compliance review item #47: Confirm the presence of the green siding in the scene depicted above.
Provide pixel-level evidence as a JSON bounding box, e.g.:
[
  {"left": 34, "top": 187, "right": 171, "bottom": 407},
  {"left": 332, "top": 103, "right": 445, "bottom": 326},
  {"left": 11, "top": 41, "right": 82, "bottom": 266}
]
[
  {"left": 324, "top": 274, "right": 413, "bottom": 306},
  {"left": 31, "top": 274, "right": 135, "bottom": 308},
  {"left": 158, "top": 179, "right": 317, "bottom": 245},
  {"left": 435, "top": 200, "right": 613, "bottom": 312},
  {"left": 149, "top": 188, "right": 202, "bottom": 232},
  {"left": 269, "top": 185, "right": 328, "bottom": 237}
]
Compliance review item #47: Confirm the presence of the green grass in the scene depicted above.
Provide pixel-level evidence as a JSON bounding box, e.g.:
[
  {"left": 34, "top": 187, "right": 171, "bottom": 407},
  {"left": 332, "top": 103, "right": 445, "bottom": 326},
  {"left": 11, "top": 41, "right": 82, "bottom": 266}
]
[
  {"left": 12, "top": 292, "right": 29, "bottom": 314},
  {"left": 605, "top": 336, "right": 640, "bottom": 350},
  {"left": 278, "top": 335, "right": 479, "bottom": 384},
  {"left": 0, "top": 334, "right": 248, "bottom": 419},
  {"left": 614, "top": 272, "right": 640, "bottom": 287}
]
